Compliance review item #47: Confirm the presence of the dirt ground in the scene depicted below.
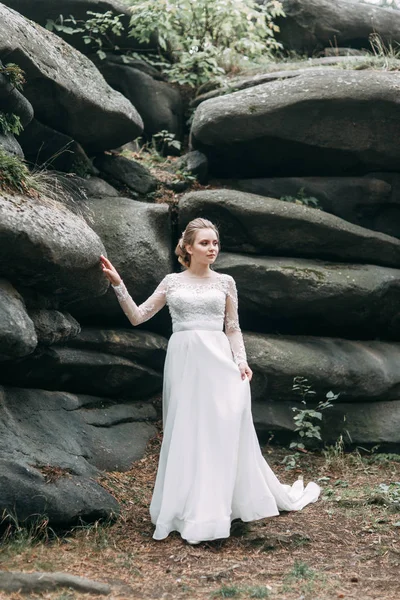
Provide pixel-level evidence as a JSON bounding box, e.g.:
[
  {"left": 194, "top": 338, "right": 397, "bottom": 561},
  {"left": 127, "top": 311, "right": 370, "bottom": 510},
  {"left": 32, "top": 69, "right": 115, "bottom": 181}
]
[{"left": 1, "top": 431, "right": 400, "bottom": 600}]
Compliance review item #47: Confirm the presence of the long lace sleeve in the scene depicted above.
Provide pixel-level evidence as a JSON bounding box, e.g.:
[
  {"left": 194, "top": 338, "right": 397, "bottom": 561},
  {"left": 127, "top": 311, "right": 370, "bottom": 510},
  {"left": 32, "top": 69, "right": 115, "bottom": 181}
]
[
  {"left": 112, "top": 276, "right": 168, "bottom": 326},
  {"left": 224, "top": 276, "right": 248, "bottom": 367}
]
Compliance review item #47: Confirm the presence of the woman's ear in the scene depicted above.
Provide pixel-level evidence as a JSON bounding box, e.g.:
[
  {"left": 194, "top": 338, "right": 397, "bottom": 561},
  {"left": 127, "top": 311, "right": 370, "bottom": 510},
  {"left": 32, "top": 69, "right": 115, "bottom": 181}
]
[{"left": 186, "top": 244, "right": 193, "bottom": 255}]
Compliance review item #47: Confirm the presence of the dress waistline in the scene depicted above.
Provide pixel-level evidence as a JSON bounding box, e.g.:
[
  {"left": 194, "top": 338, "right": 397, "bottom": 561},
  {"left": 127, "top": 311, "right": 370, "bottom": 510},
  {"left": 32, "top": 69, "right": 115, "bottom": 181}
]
[{"left": 173, "top": 320, "right": 223, "bottom": 333}]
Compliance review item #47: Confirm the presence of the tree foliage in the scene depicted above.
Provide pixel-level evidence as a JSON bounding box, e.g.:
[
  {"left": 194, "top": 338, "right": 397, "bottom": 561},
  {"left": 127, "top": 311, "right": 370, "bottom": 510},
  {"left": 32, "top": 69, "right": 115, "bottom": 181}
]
[{"left": 128, "top": 0, "right": 285, "bottom": 87}]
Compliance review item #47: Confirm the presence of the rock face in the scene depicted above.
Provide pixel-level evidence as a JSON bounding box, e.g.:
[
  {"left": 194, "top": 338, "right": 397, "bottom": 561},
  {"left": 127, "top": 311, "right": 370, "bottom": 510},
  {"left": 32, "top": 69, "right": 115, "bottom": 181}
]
[
  {"left": 95, "top": 55, "right": 183, "bottom": 140},
  {"left": 0, "top": 460, "right": 120, "bottom": 529},
  {"left": 275, "top": 0, "right": 400, "bottom": 55},
  {"left": 28, "top": 310, "right": 81, "bottom": 345},
  {"left": 216, "top": 252, "right": 400, "bottom": 340},
  {"left": 0, "top": 280, "right": 37, "bottom": 360},
  {"left": 0, "top": 386, "right": 157, "bottom": 474},
  {"left": 0, "top": 194, "right": 107, "bottom": 302},
  {"left": 19, "top": 120, "right": 94, "bottom": 174},
  {"left": 178, "top": 189, "right": 400, "bottom": 267},
  {"left": 1, "top": 346, "right": 163, "bottom": 399},
  {"left": 191, "top": 70, "right": 400, "bottom": 178},
  {"left": 65, "top": 328, "right": 168, "bottom": 370},
  {"left": 95, "top": 154, "right": 158, "bottom": 195},
  {"left": 69, "top": 198, "right": 173, "bottom": 327},
  {"left": 0, "top": 4, "right": 143, "bottom": 151},
  {"left": 245, "top": 332, "right": 400, "bottom": 444},
  {"left": 231, "top": 175, "right": 400, "bottom": 239}
]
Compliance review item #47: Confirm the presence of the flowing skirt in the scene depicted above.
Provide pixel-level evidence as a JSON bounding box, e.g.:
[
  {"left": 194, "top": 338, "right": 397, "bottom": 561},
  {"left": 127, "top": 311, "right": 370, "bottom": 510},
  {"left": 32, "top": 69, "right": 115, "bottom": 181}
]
[{"left": 150, "top": 330, "right": 320, "bottom": 542}]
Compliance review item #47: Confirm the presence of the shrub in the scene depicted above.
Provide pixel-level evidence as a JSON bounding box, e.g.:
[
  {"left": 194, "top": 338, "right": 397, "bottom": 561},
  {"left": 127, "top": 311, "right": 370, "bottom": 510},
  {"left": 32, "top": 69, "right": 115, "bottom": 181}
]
[
  {"left": 0, "top": 149, "right": 33, "bottom": 194},
  {"left": 128, "top": 0, "right": 285, "bottom": 87}
]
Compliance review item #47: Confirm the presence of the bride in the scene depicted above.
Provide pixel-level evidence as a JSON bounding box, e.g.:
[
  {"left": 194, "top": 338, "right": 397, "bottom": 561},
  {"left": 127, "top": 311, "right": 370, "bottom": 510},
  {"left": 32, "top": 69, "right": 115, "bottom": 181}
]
[{"left": 100, "top": 217, "right": 320, "bottom": 545}]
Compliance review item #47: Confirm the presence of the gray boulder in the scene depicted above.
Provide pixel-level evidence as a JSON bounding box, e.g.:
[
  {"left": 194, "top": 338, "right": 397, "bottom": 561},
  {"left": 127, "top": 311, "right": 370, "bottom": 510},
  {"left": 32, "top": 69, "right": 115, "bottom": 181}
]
[
  {"left": 69, "top": 198, "right": 173, "bottom": 327},
  {"left": 19, "top": 119, "right": 94, "bottom": 174},
  {"left": 95, "top": 154, "right": 157, "bottom": 195},
  {"left": 0, "top": 132, "right": 24, "bottom": 157},
  {"left": 0, "top": 385, "right": 157, "bottom": 475},
  {"left": 0, "top": 193, "right": 107, "bottom": 302},
  {"left": 245, "top": 333, "right": 400, "bottom": 405},
  {"left": 0, "top": 280, "right": 37, "bottom": 360},
  {"left": 274, "top": 0, "right": 400, "bottom": 55},
  {"left": 28, "top": 310, "right": 81, "bottom": 345},
  {"left": 216, "top": 253, "right": 400, "bottom": 340},
  {"left": 65, "top": 327, "right": 167, "bottom": 370},
  {"left": 178, "top": 189, "right": 400, "bottom": 268},
  {"left": 191, "top": 69, "right": 400, "bottom": 178},
  {"left": 71, "top": 176, "right": 119, "bottom": 198},
  {"left": 231, "top": 175, "right": 398, "bottom": 238},
  {"left": 0, "top": 460, "right": 119, "bottom": 529},
  {"left": 0, "top": 4, "right": 143, "bottom": 151},
  {"left": 177, "top": 151, "right": 208, "bottom": 184},
  {"left": 245, "top": 332, "right": 400, "bottom": 444},
  {"left": 1, "top": 346, "right": 162, "bottom": 399},
  {"left": 95, "top": 55, "right": 183, "bottom": 140}
]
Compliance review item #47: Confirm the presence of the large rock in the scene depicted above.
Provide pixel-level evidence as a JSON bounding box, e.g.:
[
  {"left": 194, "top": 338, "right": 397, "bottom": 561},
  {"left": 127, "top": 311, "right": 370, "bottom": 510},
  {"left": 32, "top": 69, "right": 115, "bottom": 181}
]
[
  {"left": 178, "top": 189, "right": 400, "bottom": 268},
  {"left": 0, "top": 386, "right": 157, "bottom": 475},
  {"left": 245, "top": 332, "right": 400, "bottom": 444},
  {"left": 216, "top": 253, "right": 400, "bottom": 340},
  {"left": 69, "top": 198, "right": 173, "bottom": 328},
  {"left": 245, "top": 333, "right": 400, "bottom": 405},
  {"left": 0, "top": 132, "right": 24, "bottom": 157},
  {"left": 0, "top": 4, "right": 143, "bottom": 151},
  {"left": 0, "top": 280, "right": 37, "bottom": 360},
  {"left": 28, "top": 310, "right": 81, "bottom": 345},
  {"left": 95, "top": 154, "right": 157, "bottom": 195},
  {"left": 0, "top": 346, "right": 162, "bottom": 399},
  {"left": 0, "top": 460, "right": 119, "bottom": 529},
  {"left": 65, "top": 328, "right": 168, "bottom": 370},
  {"left": 231, "top": 175, "right": 399, "bottom": 238},
  {"left": 191, "top": 69, "right": 400, "bottom": 178},
  {"left": 274, "top": 0, "right": 400, "bottom": 55},
  {"left": 19, "top": 119, "right": 94, "bottom": 174},
  {"left": 95, "top": 55, "right": 183, "bottom": 140},
  {"left": 0, "top": 193, "right": 107, "bottom": 302}
]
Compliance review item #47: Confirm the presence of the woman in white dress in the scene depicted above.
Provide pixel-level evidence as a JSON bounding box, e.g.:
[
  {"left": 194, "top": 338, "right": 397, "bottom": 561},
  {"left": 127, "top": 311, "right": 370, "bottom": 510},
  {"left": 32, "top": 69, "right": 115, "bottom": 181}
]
[{"left": 100, "top": 218, "right": 320, "bottom": 545}]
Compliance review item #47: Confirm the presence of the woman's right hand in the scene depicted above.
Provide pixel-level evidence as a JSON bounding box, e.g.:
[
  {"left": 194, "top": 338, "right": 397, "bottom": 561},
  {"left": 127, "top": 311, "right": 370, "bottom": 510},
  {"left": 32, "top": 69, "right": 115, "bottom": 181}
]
[{"left": 100, "top": 255, "right": 122, "bottom": 286}]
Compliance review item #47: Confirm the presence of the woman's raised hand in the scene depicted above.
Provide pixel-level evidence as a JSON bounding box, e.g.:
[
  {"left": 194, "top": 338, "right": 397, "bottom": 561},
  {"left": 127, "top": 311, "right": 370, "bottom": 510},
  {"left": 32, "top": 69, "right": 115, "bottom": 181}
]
[{"left": 100, "top": 255, "right": 122, "bottom": 286}]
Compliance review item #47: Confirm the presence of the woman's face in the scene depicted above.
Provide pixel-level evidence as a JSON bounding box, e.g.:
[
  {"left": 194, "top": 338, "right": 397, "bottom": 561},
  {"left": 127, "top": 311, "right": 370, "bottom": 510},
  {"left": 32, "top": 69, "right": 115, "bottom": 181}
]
[{"left": 187, "top": 227, "right": 219, "bottom": 266}]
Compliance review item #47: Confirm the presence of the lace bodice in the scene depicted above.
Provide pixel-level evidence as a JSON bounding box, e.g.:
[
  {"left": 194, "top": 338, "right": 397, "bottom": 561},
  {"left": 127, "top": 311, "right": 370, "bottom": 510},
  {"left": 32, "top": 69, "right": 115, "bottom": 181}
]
[{"left": 112, "top": 272, "right": 247, "bottom": 366}]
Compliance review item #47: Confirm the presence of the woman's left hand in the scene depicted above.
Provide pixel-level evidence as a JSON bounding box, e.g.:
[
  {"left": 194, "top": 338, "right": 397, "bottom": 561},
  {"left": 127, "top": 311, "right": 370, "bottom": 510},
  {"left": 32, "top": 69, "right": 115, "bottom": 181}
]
[{"left": 239, "top": 363, "right": 253, "bottom": 382}]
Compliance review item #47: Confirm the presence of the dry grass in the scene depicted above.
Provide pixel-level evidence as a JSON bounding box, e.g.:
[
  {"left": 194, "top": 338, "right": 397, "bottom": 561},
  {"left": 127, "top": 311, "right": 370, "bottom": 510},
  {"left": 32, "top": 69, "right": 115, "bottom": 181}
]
[{"left": 1, "top": 433, "right": 400, "bottom": 600}]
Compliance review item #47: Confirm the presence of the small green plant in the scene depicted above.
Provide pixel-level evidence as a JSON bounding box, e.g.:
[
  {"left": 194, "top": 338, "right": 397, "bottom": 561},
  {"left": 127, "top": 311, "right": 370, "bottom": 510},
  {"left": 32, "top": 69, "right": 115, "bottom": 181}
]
[
  {"left": 287, "top": 560, "right": 315, "bottom": 580},
  {"left": 0, "top": 149, "right": 33, "bottom": 194},
  {"left": 213, "top": 586, "right": 240, "bottom": 598},
  {"left": 282, "top": 377, "right": 339, "bottom": 470},
  {"left": 376, "top": 482, "right": 400, "bottom": 507},
  {"left": 46, "top": 11, "right": 125, "bottom": 60},
  {"left": 0, "top": 63, "right": 26, "bottom": 90},
  {"left": 0, "top": 112, "right": 23, "bottom": 136},
  {"left": 152, "top": 130, "right": 181, "bottom": 154},
  {"left": 280, "top": 187, "right": 322, "bottom": 209}
]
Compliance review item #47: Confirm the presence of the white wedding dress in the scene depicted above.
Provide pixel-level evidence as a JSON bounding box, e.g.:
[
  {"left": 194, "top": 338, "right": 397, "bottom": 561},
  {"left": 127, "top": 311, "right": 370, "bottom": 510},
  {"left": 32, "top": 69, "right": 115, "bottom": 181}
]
[{"left": 113, "top": 272, "right": 320, "bottom": 542}]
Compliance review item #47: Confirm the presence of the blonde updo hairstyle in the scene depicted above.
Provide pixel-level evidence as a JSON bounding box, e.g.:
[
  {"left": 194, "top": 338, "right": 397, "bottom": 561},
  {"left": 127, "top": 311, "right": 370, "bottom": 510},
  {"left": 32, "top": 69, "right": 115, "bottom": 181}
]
[{"left": 175, "top": 218, "right": 220, "bottom": 268}]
